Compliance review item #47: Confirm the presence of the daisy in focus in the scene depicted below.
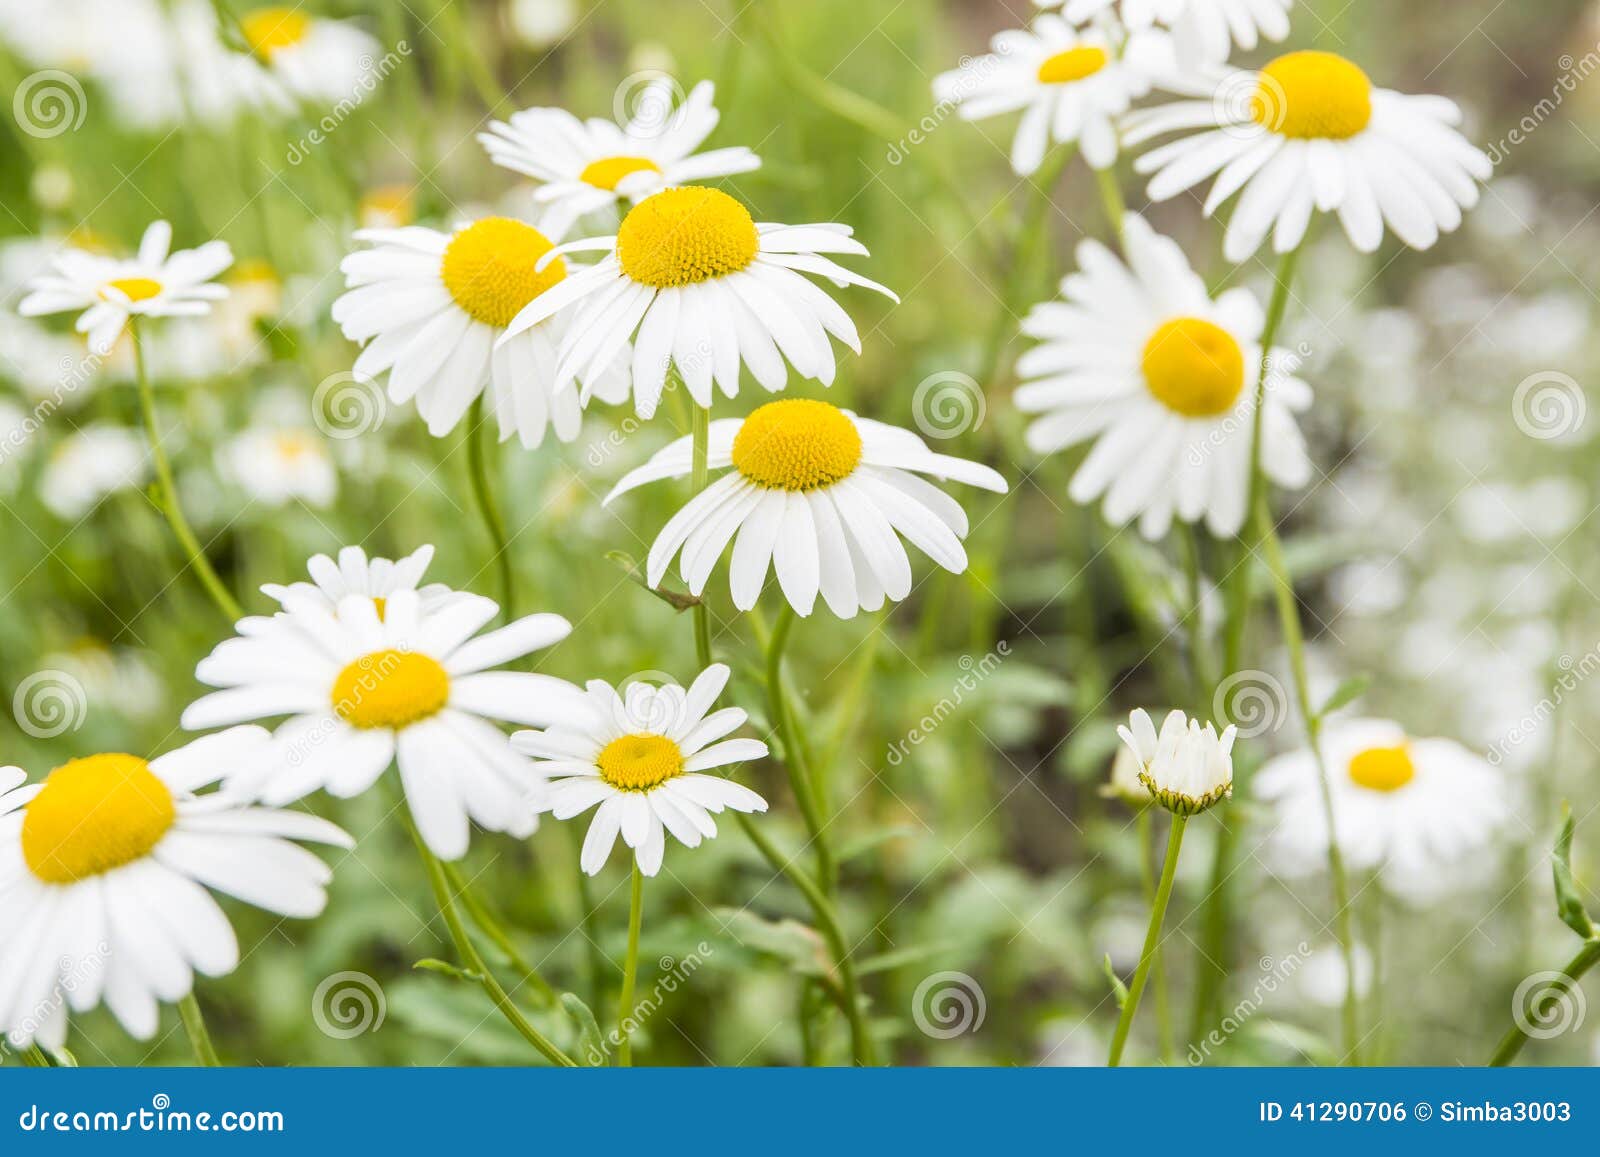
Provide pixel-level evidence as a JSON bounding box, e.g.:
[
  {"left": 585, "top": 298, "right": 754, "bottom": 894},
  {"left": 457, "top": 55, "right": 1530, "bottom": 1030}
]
[
  {"left": 218, "top": 427, "right": 337, "bottom": 509},
  {"left": 332, "top": 216, "right": 630, "bottom": 444},
  {"left": 604, "top": 399, "right": 1008, "bottom": 618},
  {"left": 479, "top": 79, "right": 761, "bottom": 235},
  {"left": 0, "top": 730, "right": 350, "bottom": 1049},
  {"left": 1015, "top": 213, "right": 1311, "bottom": 539},
  {"left": 512, "top": 664, "right": 768, "bottom": 876},
  {"left": 1117, "top": 707, "right": 1235, "bottom": 815},
  {"left": 932, "top": 16, "right": 1157, "bottom": 175},
  {"left": 1035, "top": 0, "right": 1292, "bottom": 64},
  {"left": 18, "top": 221, "right": 233, "bottom": 354},
  {"left": 1126, "top": 50, "right": 1492, "bottom": 260},
  {"left": 181, "top": 577, "right": 583, "bottom": 860},
  {"left": 1255, "top": 718, "right": 1510, "bottom": 898},
  {"left": 259, "top": 543, "right": 461, "bottom": 615},
  {"left": 501, "top": 187, "right": 897, "bottom": 418}
]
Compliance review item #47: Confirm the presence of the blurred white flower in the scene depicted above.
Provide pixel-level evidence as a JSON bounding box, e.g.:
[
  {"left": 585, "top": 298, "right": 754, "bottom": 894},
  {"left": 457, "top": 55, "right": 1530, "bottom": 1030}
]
[
  {"left": 231, "top": 5, "right": 382, "bottom": 106},
  {"left": 39, "top": 641, "right": 165, "bottom": 720},
  {"left": 39, "top": 425, "right": 147, "bottom": 518},
  {"left": 1036, "top": 0, "right": 1291, "bottom": 64},
  {"left": 218, "top": 427, "right": 337, "bottom": 508},
  {"left": 508, "top": 0, "right": 578, "bottom": 48}
]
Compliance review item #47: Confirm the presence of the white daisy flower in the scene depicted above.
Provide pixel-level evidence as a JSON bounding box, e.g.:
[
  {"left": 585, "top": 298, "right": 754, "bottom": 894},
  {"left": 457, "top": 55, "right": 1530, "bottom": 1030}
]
[
  {"left": 1100, "top": 744, "right": 1153, "bottom": 808},
  {"left": 18, "top": 221, "right": 233, "bottom": 355},
  {"left": 500, "top": 187, "right": 898, "bottom": 419},
  {"left": 1117, "top": 707, "right": 1235, "bottom": 816},
  {"left": 1126, "top": 51, "right": 1492, "bottom": 261},
  {"left": 479, "top": 79, "right": 761, "bottom": 236},
  {"left": 604, "top": 399, "right": 1008, "bottom": 618},
  {"left": 932, "top": 16, "right": 1156, "bottom": 175},
  {"left": 512, "top": 664, "right": 768, "bottom": 877},
  {"left": 232, "top": 6, "right": 382, "bottom": 106},
  {"left": 40, "top": 425, "right": 148, "bottom": 519},
  {"left": 1256, "top": 718, "right": 1510, "bottom": 897},
  {"left": 0, "top": 730, "right": 351, "bottom": 1049},
  {"left": 1036, "top": 0, "right": 1291, "bottom": 65},
  {"left": 218, "top": 427, "right": 337, "bottom": 508},
  {"left": 180, "top": 584, "right": 583, "bottom": 860},
  {"left": 332, "top": 217, "right": 630, "bottom": 444},
  {"left": 1015, "top": 213, "right": 1312, "bottom": 539},
  {"left": 259, "top": 543, "right": 460, "bottom": 617}
]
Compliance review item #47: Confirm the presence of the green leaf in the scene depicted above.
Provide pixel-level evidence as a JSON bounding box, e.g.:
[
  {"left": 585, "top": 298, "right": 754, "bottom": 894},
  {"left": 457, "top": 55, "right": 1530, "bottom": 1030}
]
[
  {"left": 605, "top": 551, "right": 702, "bottom": 612},
  {"left": 856, "top": 939, "right": 967, "bottom": 976},
  {"left": 412, "top": 958, "right": 483, "bottom": 983},
  {"left": 1552, "top": 802, "right": 1594, "bottom": 940},
  {"left": 1103, "top": 954, "right": 1128, "bottom": 1011},
  {"left": 560, "top": 993, "right": 608, "bottom": 1067},
  {"left": 712, "top": 907, "right": 830, "bottom": 978},
  {"left": 1317, "top": 674, "right": 1370, "bottom": 720}
]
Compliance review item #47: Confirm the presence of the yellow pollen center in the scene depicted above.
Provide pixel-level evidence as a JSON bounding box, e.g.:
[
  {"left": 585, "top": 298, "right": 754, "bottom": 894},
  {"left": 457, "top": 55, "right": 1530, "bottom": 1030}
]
[
  {"left": 597, "top": 733, "right": 683, "bottom": 791},
  {"left": 1036, "top": 46, "right": 1109, "bottom": 85},
  {"left": 21, "top": 754, "right": 176, "bottom": 884},
  {"left": 274, "top": 432, "right": 313, "bottom": 460},
  {"left": 440, "top": 217, "right": 567, "bottom": 329},
  {"left": 1253, "top": 51, "right": 1374, "bottom": 140},
  {"left": 616, "top": 187, "right": 760, "bottom": 288},
  {"left": 372, "top": 596, "right": 387, "bottom": 620},
  {"left": 1141, "top": 317, "right": 1246, "bottom": 417},
  {"left": 580, "top": 155, "right": 663, "bottom": 191},
  {"left": 240, "top": 7, "right": 311, "bottom": 58},
  {"left": 333, "top": 649, "right": 450, "bottom": 730},
  {"left": 731, "top": 399, "right": 863, "bottom": 491},
  {"left": 1347, "top": 744, "right": 1416, "bottom": 793},
  {"left": 101, "top": 277, "right": 162, "bottom": 303}
]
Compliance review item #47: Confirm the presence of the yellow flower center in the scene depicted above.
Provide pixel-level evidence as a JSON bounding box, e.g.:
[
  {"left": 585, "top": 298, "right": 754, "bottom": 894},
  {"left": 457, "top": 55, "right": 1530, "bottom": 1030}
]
[
  {"left": 1253, "top": 51, "right": 1374, "bottom": 140},
  {"left": 1347, "top": 744, "right": 1416, "bottom": 793},
  {"left": 731, "top": 399, "right": 863, "bottom": 491},
  {"left": 616, "top": 187, "right": 760, "bottom": 289},
  {"left": 100, "top": 277, "right": 162, "bottom": 304},
  {"left": 359, "top": 184, "right": 414, "bottom": 227},
  {"left": 273, "top": 431, "right": 315, "bottom": 460},
  {"left": 333, "top": 649, "right": 450, "bottom": 730},
  {"left": 1036, "top": 46, "right": 1109, "bottom": 85},
  {"left": 580, "top": 155, "right": 663, "bottom": 191},
  {"left": 21, "top": 754, "right": 176, "bottom": 884},
  {"left": 597, "top": 733, "right": 684, "bottom": 791},
  {"left": 240, "top": 7, "right": 312, "bottom": 59},
  {"left": 372, "top": 596, "right": 388, "bottom": 620},
  {"left": 1141, "top": 317, "right": 1246, "bottom": 418},
  {"left": 440, "top": 217, "right": 567, "bottom": 329}
]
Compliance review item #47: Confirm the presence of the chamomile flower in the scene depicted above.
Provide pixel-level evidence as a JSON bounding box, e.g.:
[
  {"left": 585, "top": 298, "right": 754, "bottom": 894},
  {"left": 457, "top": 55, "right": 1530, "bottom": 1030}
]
[
  {"left": 500, "top": 187, "right": 897, "bottom": 419},
  {"left": 0, "top": 731, "right": 351, "bottom": 1049},
  {"left": 40, "top": 425, "right": 148, "bottom": 519},
  {"left": 1126, "top": 51, "right": 1492, "bottom": 261},
  {"left": 512, "top": 664, "right": 768, "bottom": 877},
  {"left": 181, "top": 584, "right": 583, "bottom": 860},
  {"left": 1255, "top": 718, "right": 1510, "bottom": 897},
  {"left": 18, "top": 221, "right": 233, "bottom": 354},
  {"left": 1015, "top": 213, "right": 1312, "bottom": 539},
  {"left": 231, "top": 6, "right": 382, "bottom": 106},
  {"left": 932, "top": 17, "right": 1155, "bottom": 175},
  {"left": 218, "top": 427, "right": 337, "bottom": 508},
  {"left": 1036, "top": 0, "right": 1291, "bottom": 64},
  {"left": 259, "top": 543, "right": 460, "bottom": 616},
  {"left": 332, "top": 217, "right": 630, "bottom": 444},
  {"left": 605, "top": 399, "right": 1008, "bottom": 618},
  {"left": 479, "top": 79, "right": 761, "bottom": 236},
  {"left": 1117, "top": 707, "right": 1235, "bottom": 816}
]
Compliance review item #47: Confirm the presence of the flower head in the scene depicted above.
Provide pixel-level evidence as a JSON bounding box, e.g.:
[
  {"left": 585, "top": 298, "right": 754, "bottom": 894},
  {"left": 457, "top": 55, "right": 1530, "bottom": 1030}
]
[{"left": 1117, "top": 708, "right": 1235, "bottom": 815}]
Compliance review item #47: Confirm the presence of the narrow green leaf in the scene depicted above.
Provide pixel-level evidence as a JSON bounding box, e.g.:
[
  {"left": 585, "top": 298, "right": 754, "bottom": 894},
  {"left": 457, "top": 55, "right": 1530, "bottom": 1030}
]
[
  {"left": 1552, "top": 802, "right": 1594, "bottom": 940},
  {"left": 412, "top": 958, "right": 483, "bottom": 983},
  {"left": 1103, "top": 954, "right": 1129, "bottom": 1011},
  {"left": 605, "top": 551, "right": 701, "bottom": 611},
  {"left": 560, "top": 993, "right": 607, "bottom": 1067},
  {"left": 1317, "top": 674, "right": 1370, "bottom": 720}
]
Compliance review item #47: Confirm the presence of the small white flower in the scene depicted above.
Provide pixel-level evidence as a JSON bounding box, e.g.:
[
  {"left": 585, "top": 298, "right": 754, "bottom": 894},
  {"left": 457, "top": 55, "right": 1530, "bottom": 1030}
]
[
  {"left": 0, "top": 731, "right": 351, "bottom": 1049},
  {"left": 259, "top": 543, "right": 460, "bottom": 616},
  {"left": 40, "top": 425, "right": 148, "bottom": 519},
  {"left": 479, "top": 79, "right": 761, "bottom": 236},
  {"left": 218, "top": 427, "right": 337, "bottom": 508},
  {"left": 231, "top": 5, "right": 382, "bottom": 106},
  {"left": 1117, "top": 708, "right": 1235, "bottom": 815},
  {"left": 512, "top": 664, "right": 768, "bottom": 876},
  {"left": 19, "top": 221, "right": 233, "bottom": 354}
]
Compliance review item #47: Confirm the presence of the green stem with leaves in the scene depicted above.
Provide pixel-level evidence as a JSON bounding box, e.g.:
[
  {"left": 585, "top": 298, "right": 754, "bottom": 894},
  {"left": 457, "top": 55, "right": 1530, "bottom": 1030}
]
[
  {"left": 616, "top": 864, "right": 645, "bottom": 1066},
  {"left": 466, "top": 395, "right": 516, "bottom": 620},
  {"left": 1109, "top": 816, "right": 1187, "bottom": 1065},
  {"left": 441, "top": 861, "right": 556, "bottom": 1006},
  {"left": 178, "top": 994, "right": 221, "bottom": 1066},
  {"left": 767, "top": 605, "right": 835, "bottom": 892}
]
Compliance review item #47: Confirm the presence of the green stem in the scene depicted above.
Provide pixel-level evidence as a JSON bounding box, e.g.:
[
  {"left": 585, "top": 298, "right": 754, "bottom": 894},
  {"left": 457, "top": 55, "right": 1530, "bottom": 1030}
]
[
  {"left": 1094, "top": 165, "right": 1127, "bottom": 244},
  {"left": 131, "top": 322, "right": 242, "bottom": 623},
  {"left": 441, "top": 861, "right": 556, "bottom": 1007},
  {"left": 406, "top": 819, "right": 577, "bottom": 1066},
  {"left": 1109, "top": 816, "right": 1187, "bottom": 1066},
  {"left": 1138, "top": 810, "right": 1174, "bottom": 1064},
  {"left": 768, "top": 605, "right": 835, "bottom": 892},
  {"left": 177, "top": 993, "right": 221, "bottom": 1066},
  {"left": 466, "top": 395, "right": 515, "bottom": 621},
  {"left": 1488, "top": 939, "right": 1600, "bottom": 1066},
  {"left": 737, "top": 814, "right": 877, "bottom": 1064},
  {"left": 616, "top": 864, "right": 645, "bottom": 1066},
  {"left": 690, "top": 405, "right": 713, "bottom": 668}
]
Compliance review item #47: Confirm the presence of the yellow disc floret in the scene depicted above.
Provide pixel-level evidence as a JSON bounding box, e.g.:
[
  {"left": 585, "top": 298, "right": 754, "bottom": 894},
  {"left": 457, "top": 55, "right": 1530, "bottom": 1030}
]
[
  {"left": 101, "top": 277, "right": 162, "bottom": 304},
  {"left": 1141, "top": 318, "right": 1246, "bottom": 418},
  {"left": 1036, "top": 46, "right": 1109, "bottom": 85},
  {"left": 333, "top": 649, "right": 450, "bottom": 730},
  {"left": 580, "top": 156, "right": 663, "bottom": 191},
  {"left": 731, "top": 399, "right": 863, "bottom": 491},
  {"left": 21, "top": 754, "right": 176, "bottom": 884},
  {"left": 1347, "top": 744, "right": 1416, "bottom": 792},
  {"left": 597, "top": 733, "right": 684, "bottom": 792},
  {"left": 616, "top": 187, "right": 759, "bottom": 288},
  {"left": 1253, "top": 51, "right": 1373, "bottom": 140},
  {"left": 440, "top": 217, "right": 567, "bottom": 329},
  {"left": 240, "top": 7, "right": 312, "bottom": 59}
]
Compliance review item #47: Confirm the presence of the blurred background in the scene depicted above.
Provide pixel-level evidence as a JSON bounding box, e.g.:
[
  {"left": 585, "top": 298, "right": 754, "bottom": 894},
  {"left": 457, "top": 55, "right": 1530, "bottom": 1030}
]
[{"left": 0, "top": 0, "right": 1596, "bottom": 1066}]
